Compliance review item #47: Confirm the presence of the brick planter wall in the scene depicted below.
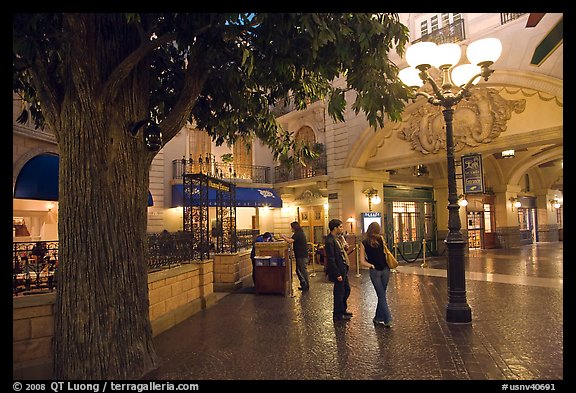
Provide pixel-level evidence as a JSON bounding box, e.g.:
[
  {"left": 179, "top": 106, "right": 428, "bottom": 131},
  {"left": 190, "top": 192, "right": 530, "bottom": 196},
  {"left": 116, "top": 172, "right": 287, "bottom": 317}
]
[
  {"left": 13, "top": 260, "right": 214, "bottom": 380},
  {"left": 212, "top": 250, "right": 252, "bottom": 292}
]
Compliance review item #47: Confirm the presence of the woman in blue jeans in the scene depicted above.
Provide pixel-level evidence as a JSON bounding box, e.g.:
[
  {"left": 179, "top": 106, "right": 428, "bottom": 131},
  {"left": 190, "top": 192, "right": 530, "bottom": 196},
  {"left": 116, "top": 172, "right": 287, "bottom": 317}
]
[{"left": 360, "top": 222, "right": 393, "bottom": 327}]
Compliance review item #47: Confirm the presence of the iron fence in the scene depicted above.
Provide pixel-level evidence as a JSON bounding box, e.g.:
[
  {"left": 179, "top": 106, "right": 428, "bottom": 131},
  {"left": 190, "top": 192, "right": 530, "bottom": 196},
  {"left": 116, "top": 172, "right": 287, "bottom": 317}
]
[
  {"left": 501, "top": 13, "right": 526, "bottom": 25},
  {"left": 13, "top": 230, "right": 258, "bottom": 296},
  {"left": 274, "top": 154, "right": 327, "bottom": 183},
  {"left": 172, "top": 159, "right": 271, "bottom": 183},
  {"left": 12, "top": 241, "right": 59, "bottom": 296},
  {"left": 412, "top": 19, "right": 466, "bottom": 45}
]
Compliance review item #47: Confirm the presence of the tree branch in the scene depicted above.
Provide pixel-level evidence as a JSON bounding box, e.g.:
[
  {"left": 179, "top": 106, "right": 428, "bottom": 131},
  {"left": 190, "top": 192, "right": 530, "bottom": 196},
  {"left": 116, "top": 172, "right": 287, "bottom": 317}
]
[
  {"left": 156, "top": 52, "right": 208, "bottom": 147},
  {"left": 100, "top": 31, "right": 177, "bottom": 104}
]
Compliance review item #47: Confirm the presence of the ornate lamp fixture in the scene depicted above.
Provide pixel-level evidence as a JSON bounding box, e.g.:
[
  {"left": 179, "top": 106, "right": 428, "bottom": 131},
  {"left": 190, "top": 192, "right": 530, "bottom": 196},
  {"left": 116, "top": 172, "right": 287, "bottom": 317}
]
[
  {"left": 549, "top": 198, "right": 561, "bottom": 209},
  {"left": 509, "top": 197, "right": 522, "bottom": 211},
  {"left": 399, "top": 37, "right": 502, "bottom": 324},
  {"left": 346, "top": 216, "right": 356, "bottom": 233},
  {"left": 363, "top": 187, "right": 381, "bottom": 212},
  {"left": 501, "top": 149, "right": 515, "bottom": 158}
]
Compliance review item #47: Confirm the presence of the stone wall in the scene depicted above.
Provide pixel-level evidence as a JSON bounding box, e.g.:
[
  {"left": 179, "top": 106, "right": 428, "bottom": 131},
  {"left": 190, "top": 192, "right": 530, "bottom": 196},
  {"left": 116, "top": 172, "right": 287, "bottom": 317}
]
[
  {"left": 496, "top": 226, "right": 522, "bottom": 248},
  {"left": 13, "top": 260, "right": 214, "bottom": 380},
  {"left": 212, "top": 250, "right": 252, "bottom": 292},
  {"left": 537, "top": 224, "right": 560, "bottom": 242}
]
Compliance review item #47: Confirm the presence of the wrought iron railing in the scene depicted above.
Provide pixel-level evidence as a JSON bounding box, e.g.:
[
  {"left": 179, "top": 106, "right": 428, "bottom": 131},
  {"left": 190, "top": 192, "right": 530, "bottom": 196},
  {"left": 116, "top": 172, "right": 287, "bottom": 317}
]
[
  {"left": 412, "top": 19, "right": 466, "bottom": 45},
  {"left": 12, "top": 241, "right": 59, "bottom": 296},
  {"left": 172, "top": 158, "right": 271, "bottom": 183},
  {"left": 274, "top": 154, "right": 327, "bottom": 183},
  {"left": 148, "top": 231, "right": 195, "bottom": 271},
  {"left": 13, "top": 230, "right": 258, "bottom": 295},
  {"left": 501, "top": 13, "right": 526, "bottom": 25}
]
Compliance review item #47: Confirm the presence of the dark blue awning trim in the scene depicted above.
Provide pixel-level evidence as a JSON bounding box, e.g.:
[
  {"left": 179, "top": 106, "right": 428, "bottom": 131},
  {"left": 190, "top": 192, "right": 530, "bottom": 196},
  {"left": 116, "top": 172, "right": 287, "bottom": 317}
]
[
  {"left": 14, "top": 153, "right": 59, "bottom": 201},
  {"left": 171, "top": 184, "right": 282, "bottom": 208},
  {"left": 14, "top": 153, "right": 154, "bottom": 206}
]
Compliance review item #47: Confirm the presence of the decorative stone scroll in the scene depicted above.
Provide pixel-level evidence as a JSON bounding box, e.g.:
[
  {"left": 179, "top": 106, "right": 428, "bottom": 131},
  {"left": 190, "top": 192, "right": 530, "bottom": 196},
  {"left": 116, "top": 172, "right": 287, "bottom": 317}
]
[{"left": 398, "top": 87, "right": 526, "bottom": 154}]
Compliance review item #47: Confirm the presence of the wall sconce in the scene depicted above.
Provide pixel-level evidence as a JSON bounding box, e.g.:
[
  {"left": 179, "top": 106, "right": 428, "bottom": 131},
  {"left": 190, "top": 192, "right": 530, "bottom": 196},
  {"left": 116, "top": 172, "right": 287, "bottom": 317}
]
[
  {"left": 457, "top": 195, "right": 468, "bottom": 207},
  {"left": 509, "top": 197, "right": 522, "bottom": 211},
  {"left": 414, "top": 164, "right": 429, "bottom": 176},
  {"left": 363, "top": 187, "right": 381, "bottom": 212},
  {"left": 346, "top": 217, "right": 356, "bottom": 233},
  {"left": 501, "top": 150, "right": 515, "bottom": 158},
  {"left": 550, "top": 198, "right": 561, "bottom": 209}
]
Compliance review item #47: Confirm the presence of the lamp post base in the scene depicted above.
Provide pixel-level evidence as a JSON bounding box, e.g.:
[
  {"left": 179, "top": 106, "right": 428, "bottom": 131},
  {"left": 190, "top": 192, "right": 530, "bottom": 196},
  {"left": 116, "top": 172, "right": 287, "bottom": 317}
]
[
  {"left": 445, "top": 234, "right": 472, "bottom": 324},
  {"left": 446, "top": 303, "right": 472, "bottom": 323}
]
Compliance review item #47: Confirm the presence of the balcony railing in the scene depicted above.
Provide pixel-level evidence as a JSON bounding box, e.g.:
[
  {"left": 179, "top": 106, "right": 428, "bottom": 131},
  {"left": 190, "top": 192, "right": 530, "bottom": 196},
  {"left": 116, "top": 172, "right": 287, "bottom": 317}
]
[
  {"left": 274, "top": 154, "right": 327, "bottom": 183},
  {"left": 412, "top": 19, "right": 466, "bottom": 45},
  {"left": 172, "top": 159, "right": 271, "bottom": 183},
  {"left": 501, "top": 13, "right": 526, "bottom": 25},
  {"left": 12, "top": 241, "right": 59, "bottom": 296}
]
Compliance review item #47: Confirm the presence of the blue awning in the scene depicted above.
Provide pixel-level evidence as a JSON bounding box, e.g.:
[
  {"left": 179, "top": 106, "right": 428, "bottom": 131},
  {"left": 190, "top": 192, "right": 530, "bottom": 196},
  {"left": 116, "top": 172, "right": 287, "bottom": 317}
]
[
  {"left": 172, "top": 184, "right": 282, "bottom": 208},
  {"left": 14, "top": 153, "right": 154, "bottom": 205},
  {"left": 14, "top": 153, "right": 59, "bottom": 201},
  {"left": 236, "top": 187, "right": 282, "bottom": 207}
]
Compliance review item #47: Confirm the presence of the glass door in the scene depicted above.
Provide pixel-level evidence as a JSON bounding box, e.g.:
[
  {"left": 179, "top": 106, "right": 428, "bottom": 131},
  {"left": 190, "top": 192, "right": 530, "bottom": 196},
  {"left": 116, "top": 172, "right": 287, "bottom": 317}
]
[{"left": 466, "top": 211, "right": 483, "bottom": 249}]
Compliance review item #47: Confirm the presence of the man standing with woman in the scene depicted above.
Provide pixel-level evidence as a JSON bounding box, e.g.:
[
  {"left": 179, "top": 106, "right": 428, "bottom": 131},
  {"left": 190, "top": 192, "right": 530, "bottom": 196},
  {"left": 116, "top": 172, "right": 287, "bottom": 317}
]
[
  {"left": 324, "top": 219, "right": 352, "bottom": 321},
  {"left": 359, "top": 221, "right": 393, "bottom": 327}
]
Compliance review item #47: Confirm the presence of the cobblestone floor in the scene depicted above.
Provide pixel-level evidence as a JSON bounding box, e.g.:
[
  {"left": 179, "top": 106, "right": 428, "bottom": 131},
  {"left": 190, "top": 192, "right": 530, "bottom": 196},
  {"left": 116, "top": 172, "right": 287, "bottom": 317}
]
[{"left": 142, "top": 243, "right": 564, "bottom": 384}]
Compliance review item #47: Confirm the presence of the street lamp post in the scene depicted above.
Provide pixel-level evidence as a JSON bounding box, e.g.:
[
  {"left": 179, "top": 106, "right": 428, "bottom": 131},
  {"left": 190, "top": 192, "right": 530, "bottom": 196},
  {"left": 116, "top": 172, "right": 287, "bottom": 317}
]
[{"left": 399, "top": 38, "right": 502, "bottom": 323}]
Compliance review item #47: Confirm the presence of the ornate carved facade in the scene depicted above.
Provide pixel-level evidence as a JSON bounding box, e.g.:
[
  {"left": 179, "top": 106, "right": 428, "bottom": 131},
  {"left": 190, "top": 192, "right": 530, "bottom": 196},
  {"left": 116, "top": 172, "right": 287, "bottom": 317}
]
[{"left": 398, "top": 88, "right": 526, "bottom": 154}]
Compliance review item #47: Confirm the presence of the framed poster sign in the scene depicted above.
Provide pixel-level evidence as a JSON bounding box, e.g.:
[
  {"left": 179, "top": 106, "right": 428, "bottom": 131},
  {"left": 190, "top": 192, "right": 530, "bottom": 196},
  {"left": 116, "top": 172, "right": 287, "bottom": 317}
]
[
  {"left": 461, "top": 153, "right": 484, "bottom": 194},
  {"left": 361, "top": 212, "right": 382, "bottom": 233}
]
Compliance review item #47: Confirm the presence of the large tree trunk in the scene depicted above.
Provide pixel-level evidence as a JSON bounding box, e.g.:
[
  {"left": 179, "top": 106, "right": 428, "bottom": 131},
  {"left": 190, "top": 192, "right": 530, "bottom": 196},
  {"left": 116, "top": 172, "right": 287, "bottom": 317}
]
[{"left": 53, "top": 14, "right": 157, "bottom": 379}]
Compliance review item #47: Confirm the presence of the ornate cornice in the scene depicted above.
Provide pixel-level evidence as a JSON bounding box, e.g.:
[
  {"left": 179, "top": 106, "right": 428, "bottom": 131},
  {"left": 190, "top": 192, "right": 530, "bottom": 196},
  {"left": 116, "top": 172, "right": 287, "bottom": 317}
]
[
  {"left": 13, "top": 123, "right": 57, "bottom": 144},
  {"left": 397, "top": 87, "right": 526, "bottom": 154}
]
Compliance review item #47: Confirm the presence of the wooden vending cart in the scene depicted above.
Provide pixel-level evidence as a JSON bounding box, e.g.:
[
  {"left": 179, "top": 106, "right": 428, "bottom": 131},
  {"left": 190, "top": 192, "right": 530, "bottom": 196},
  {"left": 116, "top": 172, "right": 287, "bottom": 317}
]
[{"left": 254, "top": 241, "right": 291, "bottom": 296}]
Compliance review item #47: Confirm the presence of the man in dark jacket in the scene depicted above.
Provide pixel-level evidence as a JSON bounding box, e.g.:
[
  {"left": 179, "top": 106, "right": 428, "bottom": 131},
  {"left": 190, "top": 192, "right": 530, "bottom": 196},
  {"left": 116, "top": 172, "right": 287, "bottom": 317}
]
[
  {"left": 324, "top": 219, "right": 352, "bottom": 321},
  {"left": 281, "top": 221, "right": 310, "bottom": 291}
]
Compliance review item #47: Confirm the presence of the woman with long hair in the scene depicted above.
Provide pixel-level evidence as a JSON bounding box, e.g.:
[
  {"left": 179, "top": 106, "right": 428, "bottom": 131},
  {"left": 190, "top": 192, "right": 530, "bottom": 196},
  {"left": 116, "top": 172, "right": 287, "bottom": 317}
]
[{"left": 360, "top": 221, "right": 393, "bottom": 327}]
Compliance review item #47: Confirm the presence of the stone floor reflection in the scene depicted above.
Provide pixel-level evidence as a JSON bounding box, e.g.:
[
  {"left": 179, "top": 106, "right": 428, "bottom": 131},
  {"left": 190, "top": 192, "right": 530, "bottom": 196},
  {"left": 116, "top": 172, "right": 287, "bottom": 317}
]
[{"left": 142, "top": 243, "right": 563, "bottom": 381}]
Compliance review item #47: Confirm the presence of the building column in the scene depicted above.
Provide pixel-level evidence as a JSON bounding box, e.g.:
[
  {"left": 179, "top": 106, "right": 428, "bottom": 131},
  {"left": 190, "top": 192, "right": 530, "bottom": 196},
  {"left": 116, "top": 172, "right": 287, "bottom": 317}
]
[
  {"left": 433, "top": 178, "right": 467, "bottom": 253},
  {"left": 534, "top": 188, "right": 562, "bottom": 242},
  {"left": 331, "top": 168, "right": 390, "bottom": 236},
  {"left": 492, "top": 184, "right": 522, "bottom": 248}
]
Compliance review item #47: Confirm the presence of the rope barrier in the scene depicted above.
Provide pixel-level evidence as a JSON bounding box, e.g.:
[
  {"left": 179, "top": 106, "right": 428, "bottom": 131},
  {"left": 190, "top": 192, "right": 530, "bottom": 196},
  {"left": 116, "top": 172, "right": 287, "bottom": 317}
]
[
  {"left": 393, "top": 239, "right": 445, "bottom": 264},
  {"left": 395, "top": 243, "right": 423, "bottom": 263}
]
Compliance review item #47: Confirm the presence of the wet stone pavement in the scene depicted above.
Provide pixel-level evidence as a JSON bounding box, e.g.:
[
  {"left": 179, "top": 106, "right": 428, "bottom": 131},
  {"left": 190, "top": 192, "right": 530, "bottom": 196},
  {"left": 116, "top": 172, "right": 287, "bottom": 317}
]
[{"left": 142, "top": 243, "right": 564, "bottom": 383}]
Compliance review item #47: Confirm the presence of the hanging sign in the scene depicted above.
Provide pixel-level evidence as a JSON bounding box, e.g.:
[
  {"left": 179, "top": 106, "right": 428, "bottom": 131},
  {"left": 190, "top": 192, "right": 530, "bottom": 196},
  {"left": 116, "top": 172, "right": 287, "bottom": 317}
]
[
  {"left": 461, "top": 153, "right": 484, "bottom": 194},
  {"left": 361, "top": 212, "right": 382, "bottom": 233}
]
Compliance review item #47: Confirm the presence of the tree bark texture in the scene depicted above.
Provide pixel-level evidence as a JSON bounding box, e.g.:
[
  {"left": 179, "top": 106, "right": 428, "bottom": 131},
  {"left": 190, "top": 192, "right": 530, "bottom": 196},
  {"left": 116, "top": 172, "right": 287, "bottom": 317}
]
[{"left": 53, "top": 14, "right": 157, "bottom": 379}]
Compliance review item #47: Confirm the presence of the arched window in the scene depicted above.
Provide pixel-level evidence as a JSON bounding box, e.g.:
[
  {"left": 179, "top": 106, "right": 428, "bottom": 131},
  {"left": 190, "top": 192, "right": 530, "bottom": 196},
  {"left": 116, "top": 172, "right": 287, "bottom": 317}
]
[{"left": 295, "top": 126, "right": 316, "bottom": 146}]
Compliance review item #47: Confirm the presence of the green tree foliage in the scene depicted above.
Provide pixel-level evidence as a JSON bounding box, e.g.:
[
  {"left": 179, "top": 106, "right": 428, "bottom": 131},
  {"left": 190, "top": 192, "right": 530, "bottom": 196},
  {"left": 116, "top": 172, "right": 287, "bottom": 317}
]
[{"left": 14, "top": 13, "right": 410, "bottom": 161}]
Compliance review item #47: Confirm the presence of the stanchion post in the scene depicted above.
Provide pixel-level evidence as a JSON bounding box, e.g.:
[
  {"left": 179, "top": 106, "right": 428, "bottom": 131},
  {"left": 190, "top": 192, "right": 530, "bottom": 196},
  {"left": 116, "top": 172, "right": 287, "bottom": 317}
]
[
  {"left": 355, "top": 242, "right": 361, "bottom": 277},
  {"left": 421, "top": 238, "right": 428, "bottom": 268},
  {"left": 288, "top": 244, "right": 295, "bottom": 298},
  {"left": 309, "top": 242, "right": 317, "bottom": 277},
  {"left": 392, "top": 242, "right": 399, "bottom": 273}
]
